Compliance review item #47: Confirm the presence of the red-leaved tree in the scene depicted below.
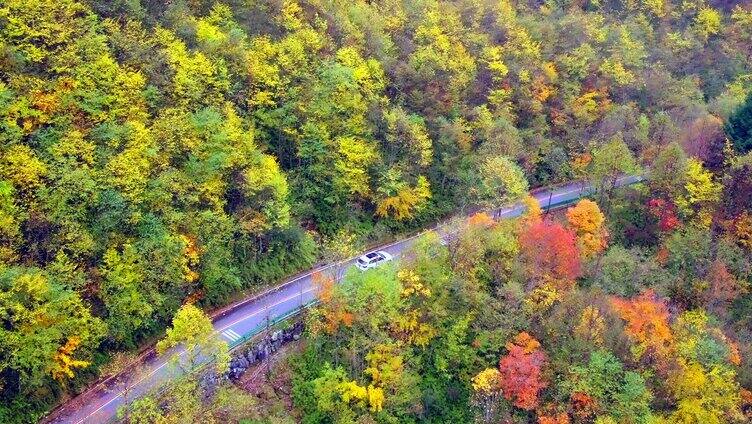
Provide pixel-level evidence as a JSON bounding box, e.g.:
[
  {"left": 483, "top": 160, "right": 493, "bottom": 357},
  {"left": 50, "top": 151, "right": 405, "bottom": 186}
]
[
  {"left": 705, "top": 260, "right": 746, "bottom": 316},
  {"left": 518, "top": 220, "right": 582, "bottom": 289},
  {"left": 647, "top": 198, "right": 681, "bottom": 233},
  {"left": 498, "top": 332, "right": 548, "bottom": 410}
]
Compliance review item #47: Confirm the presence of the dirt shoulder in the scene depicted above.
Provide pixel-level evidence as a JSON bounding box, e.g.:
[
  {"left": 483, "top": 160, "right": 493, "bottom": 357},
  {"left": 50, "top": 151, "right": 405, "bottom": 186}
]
[{"left": 234, "top": 340, "right": 304, "bottom": 421}]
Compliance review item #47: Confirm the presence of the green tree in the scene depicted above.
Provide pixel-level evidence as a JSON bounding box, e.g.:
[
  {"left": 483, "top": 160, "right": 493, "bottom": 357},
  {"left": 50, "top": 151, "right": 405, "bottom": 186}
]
[
  {"left": 589, "top": 135, "right": 640, "bottom": 208},
  {"left": 562, "top": 350, "right": 653, "bottom": 423},
  {"left": 650, "top": 142, "right": 688, "bottom": 199},
  {"left": 476, "top": 156, "right": 529, "bottom": 214},
  {"left": 0, "top": 181, "right": 22, "bottom": 263},
  {"left": 100, "top": 244, "right": 157, "bottom": 346},
  {"left": 593, "top": 246, "right": 645, "bottom": 296},
  {"left": 0, "top": 267, "right": 106, "bottom": 405},
  {"left": 123, "top": 377, "right": 259, "bottom": 423},
  {"left": 725, "top": 92, "right": 752, "bottom": 154}
]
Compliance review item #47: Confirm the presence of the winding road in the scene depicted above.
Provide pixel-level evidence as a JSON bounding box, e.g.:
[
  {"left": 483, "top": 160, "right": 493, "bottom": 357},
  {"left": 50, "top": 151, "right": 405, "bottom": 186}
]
[{"left": 43, "top": 175, "right": 642, "bottom": 424}]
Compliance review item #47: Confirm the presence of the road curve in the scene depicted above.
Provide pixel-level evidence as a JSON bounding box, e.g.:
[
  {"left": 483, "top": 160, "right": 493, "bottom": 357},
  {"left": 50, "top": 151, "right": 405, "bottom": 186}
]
[{"left": 43, "top": 175, "right": 642, "bottom": 424}]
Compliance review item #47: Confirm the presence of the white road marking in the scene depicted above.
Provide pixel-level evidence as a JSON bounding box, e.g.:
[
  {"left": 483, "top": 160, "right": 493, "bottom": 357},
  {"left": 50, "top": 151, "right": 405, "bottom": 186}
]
[
  {"left": 222, "top": 329, "right": 241, "bottom": 341},
  {"left": 73, "top": 359, "right": 173, "bottom": 424},
  {"left": 215, "top": 286, "right": 317, "bottom": 333}
]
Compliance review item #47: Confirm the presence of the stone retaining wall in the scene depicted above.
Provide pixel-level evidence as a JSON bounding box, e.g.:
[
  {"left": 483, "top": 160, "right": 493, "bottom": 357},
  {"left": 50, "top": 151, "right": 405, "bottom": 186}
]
[
  {"left": 227, "top": 321, "right": 304, "bottom": 380},
  {"left": 198, "top": 321, "right": 304, "bottom": 393}
]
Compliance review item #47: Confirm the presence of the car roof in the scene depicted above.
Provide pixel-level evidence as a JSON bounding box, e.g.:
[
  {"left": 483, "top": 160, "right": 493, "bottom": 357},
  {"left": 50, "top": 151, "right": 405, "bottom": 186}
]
[{"left": 364, "top": 252, "right": 380, "bottom": 259}]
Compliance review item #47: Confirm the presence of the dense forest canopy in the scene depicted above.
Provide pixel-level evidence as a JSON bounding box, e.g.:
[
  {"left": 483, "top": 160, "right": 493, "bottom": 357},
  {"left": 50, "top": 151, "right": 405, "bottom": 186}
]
[
  {"left": 1, "top": 0, "right": 752, "bottom": 422},
  {"left": 288, "top": 196, "right": 752, "bottom": 423}
]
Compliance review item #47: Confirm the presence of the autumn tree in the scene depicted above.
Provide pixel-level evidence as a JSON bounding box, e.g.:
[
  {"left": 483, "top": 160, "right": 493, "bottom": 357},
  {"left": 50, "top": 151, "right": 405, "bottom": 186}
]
[
  {"left": 521, "top": 195, "right": 543, "bottom": 225},
  {"left": 610, "top": 290, "right": 673, "bottom": 363},
  {"left": 471, "top": 368, "right": 503, "bottom": 423},
  {"left": 310, "top": 271, "right": 354, "bottom": 335},
  {"left": 667, "top": 311, "right": 743, "bottom": 423},
  {"left": 674, "top": 159, "right": 722, "bottom": 228},
  {"left": 668, "top": 361, "right": 742, "bottom": 423},
  {"left": 157, "top": 304, "right": 229, "bottom": 376},
  {"left": 309, "top": 364, "right": 385, "bottom": 422},
  {"left": 3, "top": 0, "right": 752, "bottom": 420},
  {"left": 375, "top": 173, "right": 432, "bottom": 221},
  {"left": 566, "top": 199, "right": 608, "bottom": 258},
  {"left": 0, "top": 145, "right": 47, "bottom": 202},
  {"left": 518, "top": 220, "right": 582, "bottom": 289},
  {"left": 647, "top": 198, "right": 681, "bottom": 234},
  {"left": 498, "top": 332, "right": 548, "bottom": 410},
  {"left": 574, "top": 306, "right": 607, "bottom": 347}
]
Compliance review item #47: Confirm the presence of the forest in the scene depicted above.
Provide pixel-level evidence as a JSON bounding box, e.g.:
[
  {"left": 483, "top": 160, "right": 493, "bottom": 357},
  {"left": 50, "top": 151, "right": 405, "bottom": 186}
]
[{"left": 1, "top": 0, "right": 752, "bottom": 422}]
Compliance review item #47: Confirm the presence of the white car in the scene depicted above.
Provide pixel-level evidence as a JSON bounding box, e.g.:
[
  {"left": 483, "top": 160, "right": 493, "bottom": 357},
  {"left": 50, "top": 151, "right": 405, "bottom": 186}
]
[
  {"left": 438, "top": 233, "right": 453, "bottom": 246},
  {"left": 355, "top": 250, "right": 393, "bottom": 271}
]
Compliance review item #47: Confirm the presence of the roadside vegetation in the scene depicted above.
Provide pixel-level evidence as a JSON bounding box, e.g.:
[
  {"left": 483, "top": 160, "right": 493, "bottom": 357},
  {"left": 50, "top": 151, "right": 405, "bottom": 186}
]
[
  {"left": 1, "top": 0, "right": 752, "bottom": 421},
  {"left": 293, "top": 179, "right": 752, "bottom": 422}
]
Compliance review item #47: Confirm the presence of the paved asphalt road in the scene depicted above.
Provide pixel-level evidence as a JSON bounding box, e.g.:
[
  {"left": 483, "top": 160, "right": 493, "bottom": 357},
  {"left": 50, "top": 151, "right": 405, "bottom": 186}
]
[{"left": 44, "top": 175, "right": 642, "bottom": 424}]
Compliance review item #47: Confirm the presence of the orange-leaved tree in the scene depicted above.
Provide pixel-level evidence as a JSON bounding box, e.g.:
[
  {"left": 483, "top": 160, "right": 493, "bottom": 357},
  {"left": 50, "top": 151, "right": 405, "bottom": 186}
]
[
  {"left": 312, "top": 271, "right": 353, "bottom": 334},
  {"left": 610, "top": 290, "right": 673, "bottom": 362},
  {"left": 537, "top": 411, "right": 570, "bottom": 424}
]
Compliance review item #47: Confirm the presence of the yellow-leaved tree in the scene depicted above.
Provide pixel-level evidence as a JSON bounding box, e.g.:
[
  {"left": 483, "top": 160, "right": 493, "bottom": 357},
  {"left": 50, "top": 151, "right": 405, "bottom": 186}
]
[
  {"left": 675, "top": 159, "right": 722, "bottom": 228},
  {"left": 566, "top": 199, "right": 608, "bottom": 258},
  {"left": 376, "top": 174, "right": 431, "bottom": 221},
  {"left": 157, "top": 304, "right": 230, "bottom": 376},
  {"left": 471, "top": 368, "right": 503, "bottom": 423}
]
